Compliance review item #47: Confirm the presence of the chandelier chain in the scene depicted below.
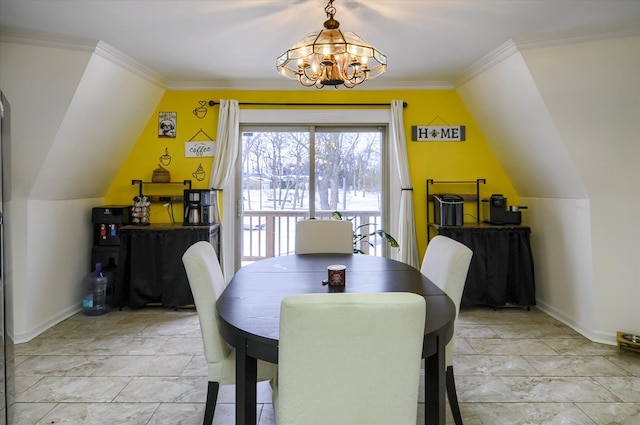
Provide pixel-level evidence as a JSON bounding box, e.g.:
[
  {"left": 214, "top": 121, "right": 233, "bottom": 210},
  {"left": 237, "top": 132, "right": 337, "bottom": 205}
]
[{"left": 325, "top": 0, "right": 336, "bottom": 19}]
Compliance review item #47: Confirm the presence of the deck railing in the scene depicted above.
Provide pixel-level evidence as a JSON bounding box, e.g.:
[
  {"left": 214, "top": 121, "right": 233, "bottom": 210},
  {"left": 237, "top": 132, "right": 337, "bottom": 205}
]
[{"left": 242, "top": 210, "right": 384, "bottom": 261}]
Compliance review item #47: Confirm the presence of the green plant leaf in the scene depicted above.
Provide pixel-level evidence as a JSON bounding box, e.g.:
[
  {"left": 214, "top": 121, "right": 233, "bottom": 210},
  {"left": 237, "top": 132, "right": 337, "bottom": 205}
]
[{"left": 332, "top": 210, "right": 399, "bottom": 253}]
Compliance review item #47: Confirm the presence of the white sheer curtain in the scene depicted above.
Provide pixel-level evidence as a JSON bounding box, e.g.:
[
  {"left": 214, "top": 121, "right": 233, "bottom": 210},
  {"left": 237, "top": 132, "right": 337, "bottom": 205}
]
[
  {"left": 390, "top": 99, "right": 419, "bottom": 269},
  {"left": 209, "top": 99, "right": 240, "bottom": 223},
  {"left": 209, "top": 99, "right": 240, "bottom": 276}
]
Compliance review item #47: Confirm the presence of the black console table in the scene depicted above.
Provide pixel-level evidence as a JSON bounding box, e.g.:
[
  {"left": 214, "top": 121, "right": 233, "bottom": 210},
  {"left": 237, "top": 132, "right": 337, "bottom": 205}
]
[
  {"left": 430, "top": 223, "right": 535, "bottom": 309},
  {"left": 115, "top": 224, "right": 219, "bottom": 309}
]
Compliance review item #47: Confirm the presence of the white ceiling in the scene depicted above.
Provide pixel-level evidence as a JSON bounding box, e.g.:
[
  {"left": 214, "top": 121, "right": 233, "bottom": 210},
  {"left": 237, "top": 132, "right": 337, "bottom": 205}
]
[{"left": 1, "top": 0, "right": 639, "bottom": 89}]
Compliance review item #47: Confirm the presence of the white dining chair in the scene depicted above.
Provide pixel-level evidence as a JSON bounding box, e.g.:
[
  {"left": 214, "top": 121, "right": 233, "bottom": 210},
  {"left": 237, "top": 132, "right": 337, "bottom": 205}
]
[
  {"left": 182, "top": 241, "right": 276, "bottom": 425},
  {"left": 294, "top": 219, "right": 354, "bottom": 254},
  {"left": 273, "top": 292, "right": 426, "bottom": 425},
  {"left": 420, "top": 235, "right": 473, "bottom": 425}
]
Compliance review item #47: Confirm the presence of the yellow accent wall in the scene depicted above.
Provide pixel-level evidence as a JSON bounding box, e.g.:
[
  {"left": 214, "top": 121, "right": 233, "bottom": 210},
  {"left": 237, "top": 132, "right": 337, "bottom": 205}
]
[{"left": 105, "top": 89, "right": 518, "bottom": 257}]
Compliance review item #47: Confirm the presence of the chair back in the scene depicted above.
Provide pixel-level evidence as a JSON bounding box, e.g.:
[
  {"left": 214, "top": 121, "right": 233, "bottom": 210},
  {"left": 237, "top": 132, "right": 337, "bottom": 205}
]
[
  {"left": 294, "top": 219, "right": 353, "bottom": 254},
  {"left": 276, "top": 292, "right": 425, "bottom": 425},
  {"left": 420, "top": 235, "right": 473, "bottom": 366},
  {"left": 420, "top": 235, "right": 473, "bottom": 315},
  {"left": 182, "top": 241, "right": 231, "bottom": 369}
]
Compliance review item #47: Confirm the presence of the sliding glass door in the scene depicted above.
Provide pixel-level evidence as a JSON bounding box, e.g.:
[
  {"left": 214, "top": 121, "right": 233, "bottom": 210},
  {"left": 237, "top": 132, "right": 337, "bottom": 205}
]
[{"left": 240, "top": 125, "right": 386, "bottom": 262}]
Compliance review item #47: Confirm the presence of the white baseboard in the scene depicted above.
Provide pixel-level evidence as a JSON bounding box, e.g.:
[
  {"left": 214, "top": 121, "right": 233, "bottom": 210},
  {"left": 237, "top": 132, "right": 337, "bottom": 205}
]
[
  {"left": 535, "top": 300, "right": 617, "bottom": 347},
  {"left": 14, "top": 304, "right": 81, "bottom": 344}
]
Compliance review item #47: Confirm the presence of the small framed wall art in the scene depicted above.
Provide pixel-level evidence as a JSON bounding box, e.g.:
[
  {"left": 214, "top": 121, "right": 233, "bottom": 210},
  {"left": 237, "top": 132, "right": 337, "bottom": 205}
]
[{"left": 158, "top": 112, "right": 177, "bottom": 138}]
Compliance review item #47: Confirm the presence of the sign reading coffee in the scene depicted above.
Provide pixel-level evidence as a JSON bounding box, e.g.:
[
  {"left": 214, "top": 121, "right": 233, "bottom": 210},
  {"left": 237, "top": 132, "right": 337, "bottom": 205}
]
[{"left": 185, "top": 141, "right": 216, "bottom": 158}]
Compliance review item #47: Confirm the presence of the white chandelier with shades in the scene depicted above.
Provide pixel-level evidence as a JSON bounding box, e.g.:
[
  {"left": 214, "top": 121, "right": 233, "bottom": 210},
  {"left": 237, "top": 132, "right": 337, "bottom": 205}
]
[{"left": 276, "top": 0, "right": 387, "bottom": 89}]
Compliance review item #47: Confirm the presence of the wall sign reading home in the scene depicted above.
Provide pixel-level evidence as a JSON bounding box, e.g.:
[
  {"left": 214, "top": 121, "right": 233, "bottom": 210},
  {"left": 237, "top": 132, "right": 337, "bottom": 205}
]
[{"left": 411, "top": 126, "right": 466, "bottom": 141}]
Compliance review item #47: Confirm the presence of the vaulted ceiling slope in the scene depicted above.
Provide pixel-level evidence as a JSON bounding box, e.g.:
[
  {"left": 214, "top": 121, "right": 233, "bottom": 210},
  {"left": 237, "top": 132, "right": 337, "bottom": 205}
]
[
  {"left": 0, "top": 40, "right": 165, "bottom": 201},
  {"left": 1, "top": 0, "right": 639, "bottom": 89},
  {"left": 460, "top": 34, "right": 639, "bottom": 201}
]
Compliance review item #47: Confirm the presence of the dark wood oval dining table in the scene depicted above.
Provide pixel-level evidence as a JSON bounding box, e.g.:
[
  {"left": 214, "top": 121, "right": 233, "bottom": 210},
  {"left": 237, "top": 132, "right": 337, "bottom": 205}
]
[{"left": 216, "top": 253, "right": 456, "bottom": 425}]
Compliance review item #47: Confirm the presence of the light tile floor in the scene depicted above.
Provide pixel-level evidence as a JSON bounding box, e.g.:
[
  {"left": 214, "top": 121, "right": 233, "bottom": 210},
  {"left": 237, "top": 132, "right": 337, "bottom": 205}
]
[{"left": 12, "top": 306, "right": 640, "bottom": 424}]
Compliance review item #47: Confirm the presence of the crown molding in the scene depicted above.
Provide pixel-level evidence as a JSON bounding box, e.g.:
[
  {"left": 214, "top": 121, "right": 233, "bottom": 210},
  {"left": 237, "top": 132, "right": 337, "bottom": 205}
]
[
  {"left": 455, "top": 21, "right": 640, "bottom": 88},
  {"left": 94, "top": 41, "right": 168, "bottom": 88},
  {"left": 514, "top": 20, "right": 640, "bottom": 51},
  {"left": 1, "top": 26, "right": 168, "bottom": 89},
  {"left": 0, "top": 26, "right": 96, "bottom": 51},
  {"left": 167, "top": 78, "right": 455, "bottom": 91},
  {"left": 455, "top": 40, "right": 520, "bottom": 88}
]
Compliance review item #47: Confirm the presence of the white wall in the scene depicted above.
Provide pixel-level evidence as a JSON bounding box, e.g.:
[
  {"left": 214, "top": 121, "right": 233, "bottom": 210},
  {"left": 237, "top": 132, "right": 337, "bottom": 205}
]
[
  {"left": 0, "top": 40, "right": 93, "bottom": 340},
  {"left": 523, "top": 197, "right": 596, "bottom": 336},
  {"left": 21, "top": 198, "right": 102, "bottom": 338},
  {"left": 0, "top": 36, "right": 166, "bottom": 341},
  {"left": 457, "top": 34, "right": 640, "bottom": 344},
  {"left": 521, "top": 35, "right": 640, "bottom": 342}
]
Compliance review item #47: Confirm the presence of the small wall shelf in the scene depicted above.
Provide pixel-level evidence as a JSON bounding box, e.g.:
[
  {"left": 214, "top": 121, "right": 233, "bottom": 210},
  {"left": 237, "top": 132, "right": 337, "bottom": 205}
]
[
  {"left": 131, "top": 179, "right": 192, "bottom": 202},
  {"left": 426, "top": 178, "right": 486, "bottom": 240}
]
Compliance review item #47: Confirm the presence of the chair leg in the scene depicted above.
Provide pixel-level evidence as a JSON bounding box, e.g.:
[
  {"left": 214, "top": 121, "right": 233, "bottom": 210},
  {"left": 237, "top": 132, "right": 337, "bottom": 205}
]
[
  {"left": 446, "top": 365, "right": 463, "bottom": 425},
  {"left": 203, "top": 381, "right": 220, "bottom": 425}
]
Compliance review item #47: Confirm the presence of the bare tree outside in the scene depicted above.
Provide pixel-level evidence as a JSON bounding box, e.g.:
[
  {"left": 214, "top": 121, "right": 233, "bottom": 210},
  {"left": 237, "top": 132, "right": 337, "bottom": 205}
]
[
  {"left": 315, "top": 131, "right": 381, "bottom": 212},
  {"left": 241, "top": 127, "right": 383, "bottom": 260}
]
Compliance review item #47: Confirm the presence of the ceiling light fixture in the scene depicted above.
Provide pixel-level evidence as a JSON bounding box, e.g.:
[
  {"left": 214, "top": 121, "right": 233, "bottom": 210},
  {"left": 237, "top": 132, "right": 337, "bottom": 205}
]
[{"left": 276, "top": 0, "right": 387, "bottom": 89}]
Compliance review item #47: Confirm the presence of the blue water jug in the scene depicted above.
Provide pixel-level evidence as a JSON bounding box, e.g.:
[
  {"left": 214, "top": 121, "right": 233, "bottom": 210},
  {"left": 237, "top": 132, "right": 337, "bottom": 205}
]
[{"left": 82, "top": 263, "right": 110, "bottom": 316}]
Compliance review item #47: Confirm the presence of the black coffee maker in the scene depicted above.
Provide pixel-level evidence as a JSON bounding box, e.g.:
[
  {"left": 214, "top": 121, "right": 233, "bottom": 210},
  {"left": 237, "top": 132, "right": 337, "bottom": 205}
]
[
  {"left": 183, "top": 189, "right": 215, "bottom": 225},
  {"left": 483, "top": 194, "right": 527, "bottom": 225}
]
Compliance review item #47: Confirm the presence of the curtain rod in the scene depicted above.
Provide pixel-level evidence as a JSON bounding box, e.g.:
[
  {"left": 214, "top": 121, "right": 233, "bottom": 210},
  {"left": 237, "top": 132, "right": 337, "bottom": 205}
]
[{"left": 207, "top": 100, "right": 407, "bottom": 108}]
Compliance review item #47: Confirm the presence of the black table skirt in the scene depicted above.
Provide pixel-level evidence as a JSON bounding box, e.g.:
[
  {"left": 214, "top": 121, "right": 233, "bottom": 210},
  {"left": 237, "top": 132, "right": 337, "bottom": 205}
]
[
  {"left": 433, "top": 225, "right": 535, "bottom": 308},
  {"left": 115, "top": 224, "right": 219, "bottom": 308}
]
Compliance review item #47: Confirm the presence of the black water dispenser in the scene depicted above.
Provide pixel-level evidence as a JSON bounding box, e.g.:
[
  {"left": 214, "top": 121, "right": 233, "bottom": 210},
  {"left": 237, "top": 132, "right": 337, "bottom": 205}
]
[{"left": 91, "top": 205, "right": 129, "bottom": 271}]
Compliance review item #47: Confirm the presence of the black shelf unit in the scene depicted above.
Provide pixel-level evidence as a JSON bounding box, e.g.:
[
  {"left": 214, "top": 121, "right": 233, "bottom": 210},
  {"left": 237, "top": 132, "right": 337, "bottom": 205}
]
[
  {"left": 426, "top": 178, "right": 486, "bottom": 240},
  {"left": 131, "top": 180, "right": 191, "bottom": 203},
  {"left": 131, "top": 179, "right": 192, "bottom": 196}
]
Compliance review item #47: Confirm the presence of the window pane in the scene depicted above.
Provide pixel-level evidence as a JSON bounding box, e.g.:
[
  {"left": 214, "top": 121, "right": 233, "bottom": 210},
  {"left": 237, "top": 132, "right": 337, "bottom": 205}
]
[
  {"left": 314, "top": 131, "right": 382, "bottom": 215},
  {"left": 241, "top": 130, "right": 310, "bottom": 212}
]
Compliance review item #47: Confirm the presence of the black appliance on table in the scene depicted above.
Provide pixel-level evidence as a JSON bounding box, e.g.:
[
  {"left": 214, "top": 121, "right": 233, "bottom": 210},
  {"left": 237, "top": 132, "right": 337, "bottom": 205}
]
[
  {"left": 482, "top": 194, "right": 527, "bottom": 225},
  {"left": 183, "top": 189, "right": 216, "bottom": 225},
  {"left": 433, "top": 194, "right": 464, "bottom": 226}
]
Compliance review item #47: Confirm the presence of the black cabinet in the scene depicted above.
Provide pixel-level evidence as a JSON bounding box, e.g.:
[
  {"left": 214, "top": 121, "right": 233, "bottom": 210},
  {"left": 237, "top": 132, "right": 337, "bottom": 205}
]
[
  {"left": 115, "top": 224, "right": 220, "bottom": 309},
  {"left": 431, "top": 223, "right": 535, "bottom": 309}
]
